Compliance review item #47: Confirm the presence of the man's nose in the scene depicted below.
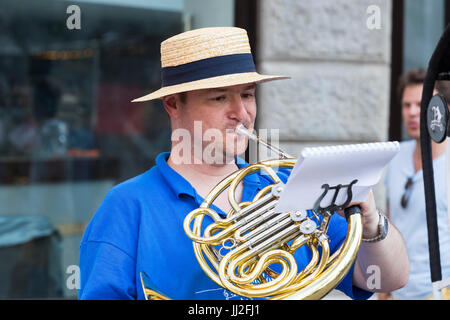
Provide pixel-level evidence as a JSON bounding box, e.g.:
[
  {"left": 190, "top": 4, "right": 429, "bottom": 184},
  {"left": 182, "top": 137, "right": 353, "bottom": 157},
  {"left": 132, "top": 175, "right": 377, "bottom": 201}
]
[{"left": 228, "top": 95, "right": 249, "bottom": 122}]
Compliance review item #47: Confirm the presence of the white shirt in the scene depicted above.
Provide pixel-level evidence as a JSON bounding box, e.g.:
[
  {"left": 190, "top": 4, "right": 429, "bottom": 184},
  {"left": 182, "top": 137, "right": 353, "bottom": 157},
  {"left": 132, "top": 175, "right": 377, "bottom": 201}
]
[{"left": 385, "top": 139, "right": 450, "bottom": 299}]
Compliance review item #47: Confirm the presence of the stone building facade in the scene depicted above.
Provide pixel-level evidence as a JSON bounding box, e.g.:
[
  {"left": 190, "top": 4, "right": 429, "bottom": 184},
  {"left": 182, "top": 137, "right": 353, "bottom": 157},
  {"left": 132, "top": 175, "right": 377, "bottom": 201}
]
[{"left": 255, "top": 0, "right": 392, "bottom": 209}]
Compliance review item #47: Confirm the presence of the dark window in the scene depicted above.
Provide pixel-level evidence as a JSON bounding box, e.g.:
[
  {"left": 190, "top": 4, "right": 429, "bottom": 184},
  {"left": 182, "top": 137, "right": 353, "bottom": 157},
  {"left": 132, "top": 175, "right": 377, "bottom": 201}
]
[
  {"left": 0, "top": 0, "right": 236, "bottom": 299},
  {"left": 0, "top": 0, "right": 183, "bottom": 298}
]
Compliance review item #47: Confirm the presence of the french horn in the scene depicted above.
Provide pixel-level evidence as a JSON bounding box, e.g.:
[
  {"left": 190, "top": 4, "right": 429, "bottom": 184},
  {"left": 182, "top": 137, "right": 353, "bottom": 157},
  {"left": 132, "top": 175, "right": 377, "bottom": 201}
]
[{"left": 141, "top": 124, "right": 363, "bottom": 300}]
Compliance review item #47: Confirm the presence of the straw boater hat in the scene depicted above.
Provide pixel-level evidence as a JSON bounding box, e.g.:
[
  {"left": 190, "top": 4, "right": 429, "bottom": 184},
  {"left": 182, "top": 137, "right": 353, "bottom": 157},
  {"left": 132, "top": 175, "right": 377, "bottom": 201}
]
[{"left": 132, "top": 27, "right": 289, "bottom": 102}]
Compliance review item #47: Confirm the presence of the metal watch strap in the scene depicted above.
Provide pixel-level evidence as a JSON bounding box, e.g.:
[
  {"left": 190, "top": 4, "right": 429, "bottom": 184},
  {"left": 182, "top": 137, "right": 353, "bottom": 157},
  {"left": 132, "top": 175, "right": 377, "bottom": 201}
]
[{"left": 362, "top": 209, "right": 389, "bottom": 243}]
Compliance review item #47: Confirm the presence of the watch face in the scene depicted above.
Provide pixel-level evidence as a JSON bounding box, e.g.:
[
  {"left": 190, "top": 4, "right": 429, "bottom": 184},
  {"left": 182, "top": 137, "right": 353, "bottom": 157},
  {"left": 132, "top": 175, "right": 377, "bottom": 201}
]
[
  {"left": 379, "top": 214, "right": 386, "bottom": 232},
  {"left": 427, "top": 94, "right": 449, "bottom": 143},
  {"left": 380, "top": 214, "right": 388, "bottom": 239}
]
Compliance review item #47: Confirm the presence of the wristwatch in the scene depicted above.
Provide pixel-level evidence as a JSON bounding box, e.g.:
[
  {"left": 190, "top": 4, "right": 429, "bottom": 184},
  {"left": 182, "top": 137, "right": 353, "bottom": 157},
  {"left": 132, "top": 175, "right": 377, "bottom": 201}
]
[{"left": 362, "top": 209, "right": 389, "bottom": 243}]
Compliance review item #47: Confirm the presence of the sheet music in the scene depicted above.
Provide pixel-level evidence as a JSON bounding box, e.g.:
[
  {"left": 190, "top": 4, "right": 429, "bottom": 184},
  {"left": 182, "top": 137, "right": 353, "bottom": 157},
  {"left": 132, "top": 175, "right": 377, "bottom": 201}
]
[{"left": 274, "top": 142, "right": 400, "bottom": 213}]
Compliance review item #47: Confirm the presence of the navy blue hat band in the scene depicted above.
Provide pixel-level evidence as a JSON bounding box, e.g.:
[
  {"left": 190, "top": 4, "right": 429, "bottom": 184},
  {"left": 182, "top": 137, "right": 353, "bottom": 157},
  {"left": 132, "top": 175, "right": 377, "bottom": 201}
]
[{"left": 161, "top": 53, "right": 256, "bottom": 87}]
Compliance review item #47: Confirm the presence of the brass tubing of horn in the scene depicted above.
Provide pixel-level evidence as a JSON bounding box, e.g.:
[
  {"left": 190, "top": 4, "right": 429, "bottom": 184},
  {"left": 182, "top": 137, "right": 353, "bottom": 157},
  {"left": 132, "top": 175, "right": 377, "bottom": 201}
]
[
  {"left": 235, "top": 123, "right": 294, "bottom": 159},
  {"left": 234, "top": 256, "right": 292, "bottom": 292},
  {"left": 184, "top": 159, "right": 301, "bottom": 298},
  {"left": 192, "top": 206, "right": 294, "bottom": 293},
  {"left": 267, "top": 239, "right": 327, "bottom": 300},
  {"left": 325, "top": 244, "right": 342, "bottom": 268},
  {"left": 318, "top": 211, "right": 332, "bottom": 235},
  {"left": 227, "top": 223, "right": 299, "bottom": 284},
  {"left": 217, "top": 222, "right": 301, "bottom": 296},
  {"left": 280, "top": 213, "right": 363, "bottom": 300},
  {"left": 234, "top": 237, "right": 321, "bottom": 300},
  {"left": 184, "top": 190, "right": 275, "bottom": 245},
  {"left": 186, "top": 194, "right": 283, "bottom": 287},
  {"left": 241, "top": 215, "right": 295, "bottom": 251},
  {"left": 255, "top": 138, "right": 293, "bottom": 159},
  {"left": 233, "top": 198, "right": 277, "bottom": 228},
  {"left": 252, "top": 184, "right": 277, "bottom": 202},
  {"left": 227, "top": 201, "right": 252, "bottom": 218},
  {"left": 262, "top": 242, "right": 318, "bottom": 299},
  {"left": 292, "top": 240, "right": 321, "bottom": 282},
  {"left": 188, "top": 204, "right": 279, "bottom": 288},
  {"left": 280, "top": 236, "right": 331, "bottom": 296},
  {"left": 184, "top": 207, "right": 234, "bottom": 245},
  {"left": 219, "top": 249, "right": 298, "bottom": 297},
  {"left": 199, "top": 158, "right": 295, "bottom": 212},
  {"left": 228, "top": 163, "right": 282, "bottom": 213},
  {"left": 234, "top": 206, "right": 284, "bottom": 242},
  {"left": 197, "top": 158, "right": 295, "bottom": 213}
]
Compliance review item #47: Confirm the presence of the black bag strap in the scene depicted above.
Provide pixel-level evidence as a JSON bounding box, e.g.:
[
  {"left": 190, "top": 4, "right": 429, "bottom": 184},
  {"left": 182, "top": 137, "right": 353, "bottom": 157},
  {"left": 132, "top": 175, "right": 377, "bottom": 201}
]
[{"left": 420, "top": 23, "right": 450, "bottom": 283}]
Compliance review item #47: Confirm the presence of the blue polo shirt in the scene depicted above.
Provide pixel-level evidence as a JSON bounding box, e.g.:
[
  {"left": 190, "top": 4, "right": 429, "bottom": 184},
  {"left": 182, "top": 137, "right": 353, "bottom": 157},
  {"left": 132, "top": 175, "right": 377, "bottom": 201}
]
[{"left": 79, "top": 152, "right": 372, "bottom": 300}]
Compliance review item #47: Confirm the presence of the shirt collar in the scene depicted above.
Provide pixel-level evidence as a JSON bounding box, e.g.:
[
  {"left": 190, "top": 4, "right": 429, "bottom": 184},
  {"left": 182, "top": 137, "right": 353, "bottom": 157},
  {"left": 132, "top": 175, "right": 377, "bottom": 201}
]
[
  {"left": 155, "top": 152, "right": 196, "bottom": 198},
  {"left": 155, "top": 152, "right": 261, "bottom": 199}
]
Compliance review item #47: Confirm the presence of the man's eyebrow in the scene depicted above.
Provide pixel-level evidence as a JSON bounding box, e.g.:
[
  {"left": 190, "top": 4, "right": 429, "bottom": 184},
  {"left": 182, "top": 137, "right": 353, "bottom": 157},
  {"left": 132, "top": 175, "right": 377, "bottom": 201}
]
[
  {"left": 243, "top": 84, "right": 256, "bottom": 90},
  {"left": 209, "top": 88, "right": 228, "bottom": 93},
  {"left": 209, "top": 84, "right": 256, "bottom": 93}
]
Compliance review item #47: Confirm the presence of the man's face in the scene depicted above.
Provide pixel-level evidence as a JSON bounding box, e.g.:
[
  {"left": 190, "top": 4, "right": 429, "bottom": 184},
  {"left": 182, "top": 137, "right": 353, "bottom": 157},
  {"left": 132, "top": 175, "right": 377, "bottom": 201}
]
[
  {"left": 176, "top": 83, "right": 257, "bottom": 163},
  {"left": 401, "top": 84, "right": 423, "bottom": 140}
]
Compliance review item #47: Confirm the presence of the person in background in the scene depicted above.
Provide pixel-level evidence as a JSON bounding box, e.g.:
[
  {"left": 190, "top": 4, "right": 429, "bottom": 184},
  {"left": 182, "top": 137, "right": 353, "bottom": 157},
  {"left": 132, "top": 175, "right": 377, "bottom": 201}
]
[{"left": 382, "top": 68, "right": 450, "bottom": 300}]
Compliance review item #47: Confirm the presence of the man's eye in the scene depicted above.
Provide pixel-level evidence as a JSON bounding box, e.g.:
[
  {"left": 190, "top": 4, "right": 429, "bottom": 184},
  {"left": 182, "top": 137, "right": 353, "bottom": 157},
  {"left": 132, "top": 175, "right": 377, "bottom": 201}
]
[
  {"left": 242, "top": 92, "right": 255, "bottom": 99},
  {"left": 212, "top": 96, "right": 226, "bottom": 101}
]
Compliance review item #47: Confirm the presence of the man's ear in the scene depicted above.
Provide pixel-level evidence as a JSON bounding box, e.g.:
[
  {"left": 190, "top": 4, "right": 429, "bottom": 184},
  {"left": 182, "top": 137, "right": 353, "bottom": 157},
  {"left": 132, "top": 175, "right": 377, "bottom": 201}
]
[{"left": 163, "top": 94, "right": 181, "bottom": 119}]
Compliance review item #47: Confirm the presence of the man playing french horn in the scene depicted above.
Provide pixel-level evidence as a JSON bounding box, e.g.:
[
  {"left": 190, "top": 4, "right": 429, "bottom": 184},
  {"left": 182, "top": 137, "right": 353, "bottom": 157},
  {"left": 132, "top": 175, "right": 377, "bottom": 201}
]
[{"left": 78, "top": 27, "right": 409, "bottom": 300}]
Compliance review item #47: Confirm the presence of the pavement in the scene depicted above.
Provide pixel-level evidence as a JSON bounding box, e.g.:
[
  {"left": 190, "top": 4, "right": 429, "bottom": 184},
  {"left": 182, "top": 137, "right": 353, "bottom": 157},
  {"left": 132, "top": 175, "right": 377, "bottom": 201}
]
[{"left": 321, "top": 289, "right": 378, "bottom": 300}]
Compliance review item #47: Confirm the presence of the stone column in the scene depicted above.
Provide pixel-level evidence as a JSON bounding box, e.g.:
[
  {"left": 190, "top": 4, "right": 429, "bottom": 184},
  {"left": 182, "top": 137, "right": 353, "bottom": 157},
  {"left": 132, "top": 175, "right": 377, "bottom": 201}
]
[{"left": 255, "top": 0, "right": 392, "bottom": 209}]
